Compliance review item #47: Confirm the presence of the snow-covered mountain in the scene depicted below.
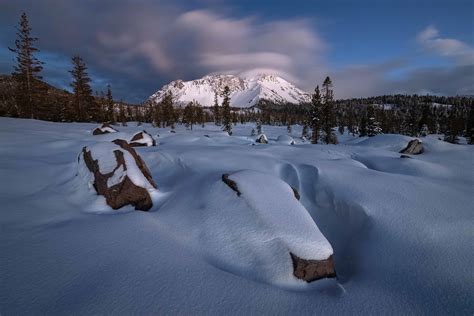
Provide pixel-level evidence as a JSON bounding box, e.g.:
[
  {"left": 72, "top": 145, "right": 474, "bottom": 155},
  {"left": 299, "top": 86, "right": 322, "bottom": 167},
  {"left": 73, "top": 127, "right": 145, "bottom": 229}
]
[{"left": 149, "top": 74, "right": 310, "bottom": 108}]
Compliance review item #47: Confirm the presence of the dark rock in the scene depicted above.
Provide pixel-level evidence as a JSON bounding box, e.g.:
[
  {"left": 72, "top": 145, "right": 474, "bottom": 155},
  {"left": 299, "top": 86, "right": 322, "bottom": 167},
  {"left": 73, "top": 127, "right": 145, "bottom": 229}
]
[
  {"left": 204, "top": 135, "right": 210, "bottom": 138},
  {"left": 222, "top": 173, "right": 241, "bottom": 196},
  {"left": 80, "top": 139, "right": 157, "bottom": 211},
  {"left": 400, "top": 154, "right": 412, "bottom": 159},
  {"left": 92, "top": 123, "right": 118, "bottom": 135},
  {"left": 400, "top": 139, "right": 424, "bottom": 155},
  {"left": 290, "top": 252, "right": 336, "bottom": 282},
  {"left": 255, "top": 134, "right": 268, "bottom": 144},
  {"left": 130, "top": 130, "right": 156, "bottom": 147},
  {"left": 291, "top": 187, "right": 300, "bottom": 200}
]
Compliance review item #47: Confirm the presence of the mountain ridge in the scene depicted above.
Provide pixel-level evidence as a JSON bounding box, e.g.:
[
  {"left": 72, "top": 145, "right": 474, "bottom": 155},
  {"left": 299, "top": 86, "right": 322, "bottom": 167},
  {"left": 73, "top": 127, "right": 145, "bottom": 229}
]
[{"left": 148, "top": 74, "right": 311, "bottom": 108}]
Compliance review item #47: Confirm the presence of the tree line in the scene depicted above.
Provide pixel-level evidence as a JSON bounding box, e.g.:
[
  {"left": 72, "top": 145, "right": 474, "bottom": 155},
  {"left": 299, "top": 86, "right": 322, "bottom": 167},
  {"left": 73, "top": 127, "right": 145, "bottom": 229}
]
[{"left": 1, "top": 12, "right": 473, "bottom": 144}]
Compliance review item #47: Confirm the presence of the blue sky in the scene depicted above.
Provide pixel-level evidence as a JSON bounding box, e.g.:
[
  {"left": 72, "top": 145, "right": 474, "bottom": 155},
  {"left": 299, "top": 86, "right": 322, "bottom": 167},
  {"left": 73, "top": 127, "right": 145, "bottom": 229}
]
[{"left": 1, "top": 0, "right": 473, "bottom": 102}]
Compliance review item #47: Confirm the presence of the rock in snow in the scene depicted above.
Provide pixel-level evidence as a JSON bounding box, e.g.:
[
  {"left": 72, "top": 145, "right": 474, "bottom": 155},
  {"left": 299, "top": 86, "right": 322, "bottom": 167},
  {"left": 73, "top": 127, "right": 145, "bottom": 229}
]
[
  {"left": 400, "top": 139, "right": 424, "bottom": 155},
  {"left": 78, "top": 139, "right": 157, "bottom": 211},
  {"left": 130, "top": 130, "right": 156, "bottom": 147},
  {"left": 290, "top": 252, "right": 336, "bottom": 282},
  {"left": 219, "top": 170, "right": 335, "bottom": 284},
  {"left": 255, "top": 134, "right": 268, "bottom": 144},
  {"left": 92, "top": 123, "right": 118, "bottom": 135}
]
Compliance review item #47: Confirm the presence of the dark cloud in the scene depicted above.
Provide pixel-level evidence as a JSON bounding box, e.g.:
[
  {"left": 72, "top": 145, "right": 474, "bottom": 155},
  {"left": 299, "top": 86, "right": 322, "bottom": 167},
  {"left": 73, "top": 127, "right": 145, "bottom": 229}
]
[{"left": 1, "top": 1, "right": 472, "bottom": 102}]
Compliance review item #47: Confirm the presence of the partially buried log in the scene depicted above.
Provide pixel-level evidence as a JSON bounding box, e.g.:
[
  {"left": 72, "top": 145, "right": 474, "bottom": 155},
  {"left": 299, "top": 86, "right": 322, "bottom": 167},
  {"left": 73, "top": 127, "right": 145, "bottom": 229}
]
[{"left": 290, "top": 252, "right": 336, "bottom": 282}]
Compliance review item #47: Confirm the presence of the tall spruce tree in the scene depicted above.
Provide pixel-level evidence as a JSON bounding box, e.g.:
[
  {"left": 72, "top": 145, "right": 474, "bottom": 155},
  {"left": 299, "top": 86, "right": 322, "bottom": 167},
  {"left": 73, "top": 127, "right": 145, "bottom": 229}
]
[
  {"left": 221, "top": 86, "right": 232, "bottom": 135},
  {"left": 183, "top": 101, "right": 195, "bottom": 130},
  {"left": 467, "top": 104, "right": 474, "bottom": 144},
  {"left": 106, "top": 85, "right": 115, "bottom": 123},
  {"left": 160, "top": 91, "right": 175, "bottom": 128},
  {"left": 213, "top": 91, "right": 220, "bottom": 125},
  {"left": 69, "top": 56, "right": 96, "bottom": 121},
  {"left": 310, "top": 85, "right": 322, "bottom": 144},
  {"left": 367, "top": 105, "right": 382, "bottom": 137},
  {"left": 321, "top": 76, "right": 337, "bottom": 144},
  {"left": 9, "top": 12, "right": 44, "bottom": 119}
]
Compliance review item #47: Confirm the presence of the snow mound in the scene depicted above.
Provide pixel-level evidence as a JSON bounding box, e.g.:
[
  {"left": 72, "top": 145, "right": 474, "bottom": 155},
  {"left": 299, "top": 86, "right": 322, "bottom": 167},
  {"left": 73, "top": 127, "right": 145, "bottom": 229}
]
[
  {"left": 160, "top": 170, "right": 334, "bottom": 288},
  {"left": 276, "top": 134, "right": 295, "bottom": 145}
]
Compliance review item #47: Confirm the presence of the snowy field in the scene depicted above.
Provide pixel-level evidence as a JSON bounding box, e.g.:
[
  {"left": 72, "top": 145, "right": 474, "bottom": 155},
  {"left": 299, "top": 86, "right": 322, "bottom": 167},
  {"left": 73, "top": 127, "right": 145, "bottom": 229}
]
[{"left": 1, "top": 117, "right": 473, "bottom": 314}]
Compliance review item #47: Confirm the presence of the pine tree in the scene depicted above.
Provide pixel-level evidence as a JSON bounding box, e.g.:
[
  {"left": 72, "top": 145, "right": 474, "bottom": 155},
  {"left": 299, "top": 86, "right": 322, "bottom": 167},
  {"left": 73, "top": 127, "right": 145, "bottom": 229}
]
[
  {"left": 160, "top": 91, "right": 175, "bottom": 128},
  {"left": 310, "top": 85, "right": 322, "bottom": 144},
  {"left": 467, "top": 104, "right": 474, "bottom": 144},
  {"left": 444, "top": 105, "right": 463, "bottom": 144},
  {"left": 256, "top": 116, "right": 263, "bottom": 135},
  {"left": 9, "top": 12, "right": 44, "bottom": 119},
  {"left": 301, "top": 123, "right": 309, "bottom": 140},
  {"left": 213, "top": 91, "right": 220, "bottom": 125},
  {"left": 367, "top": 105, "right": 382, "bottom": 137},
  {"left": 221, "top": 86, "right": 232, "bottom": 135},
  {"left": 183, "top": 101, "right": 195, "bottom": 130},
  {"left": 420, "top": 124, "right": 429, "bottom": 137},
  {"left": 321, "top": 76, "right": 337, "bottom": 144},
  {"left": 69, "top": 56, "right": 96, "bottom": 121},
  {"left": 106, "top": 84, "right": 115, "bottom": 124},
  {"left": 118, "top": 100, "right": 127, "bottom": 126}
]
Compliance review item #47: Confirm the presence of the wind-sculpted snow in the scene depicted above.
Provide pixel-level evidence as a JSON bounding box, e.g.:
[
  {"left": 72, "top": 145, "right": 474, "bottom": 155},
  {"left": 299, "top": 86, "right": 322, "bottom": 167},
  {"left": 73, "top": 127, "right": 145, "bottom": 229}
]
[
  {"left": 0, "top": 118, "right": 473, "bottom": 314},
  {"left": 157, "top": 170, "right": 334, "bottom": 288}
]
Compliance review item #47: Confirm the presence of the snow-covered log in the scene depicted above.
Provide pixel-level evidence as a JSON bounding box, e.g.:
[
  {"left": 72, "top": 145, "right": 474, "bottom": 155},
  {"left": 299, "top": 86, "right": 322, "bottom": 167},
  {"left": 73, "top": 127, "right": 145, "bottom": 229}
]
[{"left": 78, "top": 139, "right": 157, "bottom": 211}]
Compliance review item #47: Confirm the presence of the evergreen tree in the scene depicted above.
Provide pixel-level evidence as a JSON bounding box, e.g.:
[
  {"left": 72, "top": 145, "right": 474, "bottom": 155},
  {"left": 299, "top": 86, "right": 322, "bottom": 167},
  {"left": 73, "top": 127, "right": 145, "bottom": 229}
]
[
  {"left": 213, "top": 91, "right": 220, "bottom": 125},
  {"left": 69, "top": 56, "right": 97, "bottom": 121},
  {"left": 310, "top": 85, "right": 322, "bottom": 144},
  {"left": 420, "top": 124, "right": 429, "bottom": 137},
  {"left": 106, "top": 85, "right": 115, "bottom": 123},
  {"left": 444, "top": 105, "right": 463, "bottom": 144},
  {"left": 256, "top": 117, "right": 262, "bottom": 135},
  {"left": 160, "top": 91, "right": 175, "bottom": 127},
  {"left": 467, "top": 104, "right": 474, "bottom": 144},
  {"left": 9, "top": 12, "right": 44, "bottom": 119},
  {"left": 359, "top": 114, "right": 368, "bottom": 137},
  {"left": 118, "top": 100, "right": 127, "bottom": 126},
  {"left": 183, "top": 101, "right": 195, "bottom": 130},
  {"left": 367, "top": 105, "right": 382, "bottom": 137},
  {"left": 301, "top": 122, "right": 309, "bottom": 139},
  {"left": 321, "top": 76, "right": 337, "bottom": 144},
  {"left": 221, "top": 86, "right": 232, "bottom": 135}
]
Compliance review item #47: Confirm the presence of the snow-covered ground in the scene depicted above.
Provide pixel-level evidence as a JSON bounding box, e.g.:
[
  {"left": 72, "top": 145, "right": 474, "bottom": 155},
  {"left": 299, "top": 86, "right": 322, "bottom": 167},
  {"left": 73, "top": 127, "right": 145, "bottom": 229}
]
[{"left": 1, "top": 117, "right": 473, "bottom": 314}]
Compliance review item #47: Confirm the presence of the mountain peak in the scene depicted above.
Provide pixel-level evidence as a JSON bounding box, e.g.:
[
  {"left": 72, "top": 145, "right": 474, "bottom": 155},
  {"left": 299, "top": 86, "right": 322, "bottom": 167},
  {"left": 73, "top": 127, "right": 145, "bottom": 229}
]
[{"left": 149, "top": 73, "right": 310, "bottom": 108}]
